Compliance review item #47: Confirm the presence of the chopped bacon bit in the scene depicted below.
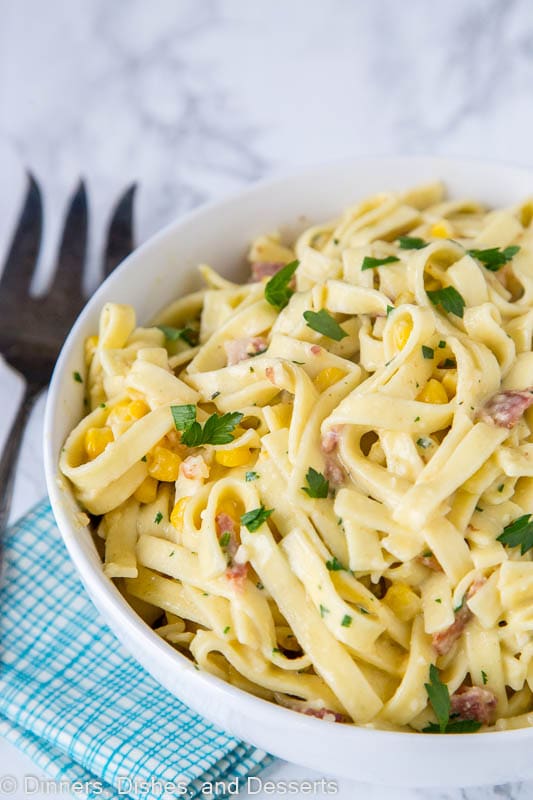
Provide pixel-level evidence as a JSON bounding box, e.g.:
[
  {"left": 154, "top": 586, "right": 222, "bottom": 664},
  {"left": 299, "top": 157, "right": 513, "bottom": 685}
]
[
  {"left": 265, "top": 366, "right": 276, "bottom": 384},
  {"left": 432, "top": 576, "right": 485, "bottom": 655},
  {"left": 310, "top": 345, "right": 322, "bottom": 355},
  {"left": 272, "top": 693, "right": 346, "bottom": 723},
  {"left": 450, "top": 685, "right": 497, "bottom": 725},
  {"left": 250, "top": 261, "right": 285, "bottom": 282},
  {"left": 418, "top": 554, "right": 443, "bottom": 572},
  {"left": 224, "top": 336, "right": 268, "bottom": 366},
  {"left": 303, "top": 707, "right": 346, "bottom": 723},
  {"left": 479, "top": 388, "right": 533, "bottom": 429},
  {"left": 181, "top": 455, "right": 209, "bottom": 480},
  {"left": 321, "top": 427, "right": 341, "bottom": 454},
  {"left": 324, "top": 455, "right": 345, "bottom": 487},
  {"left": 226, "top": 561, "right": 249, "bottom": 588}
]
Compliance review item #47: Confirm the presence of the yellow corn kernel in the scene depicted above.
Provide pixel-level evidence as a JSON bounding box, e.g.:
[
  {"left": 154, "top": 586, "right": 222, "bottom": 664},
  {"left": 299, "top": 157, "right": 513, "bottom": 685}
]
[
  {"left": 84, "top": 335, "right": 99, "bottom": 364},
  {"left": 417, "top": 378, "right": 448, "bottom": 404},
  {"left": 313, "top": 367, "right": 346, "bottom": 393},
  {"left": 383, "top": 583, "right": 421, "bottom": 622},
  {"left": 84, "top": 426, "right": 114, "bottom": 460},
  {"left": 107, "top": 400, "right": 131, "bottom": 427},
  {"left": 442, "top": 371, "right": 457, "bottom": 397},
  {"left": 148, "top": 446, "right": 182, "bottom": 482},
  {"left": 215, "top": 447, "right": 251, "bottom": 467},
  {"left": 134, "top": 476, "right": 158, "bottom": 504},
  {"left": 393, "top": 319, "right": 412, "bottom": 351},
  {"left": 128, "top": 399, "right": 150, "bottom": 419},
  {"left": 430, "top": 221, "right": 453, "bottom": 238},
  {"left": 170, "top": 497, "right": 189, "bottom": 529}
]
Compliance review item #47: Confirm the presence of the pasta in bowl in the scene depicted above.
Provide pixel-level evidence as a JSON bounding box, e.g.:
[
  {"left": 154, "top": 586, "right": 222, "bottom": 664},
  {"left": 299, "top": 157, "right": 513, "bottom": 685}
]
[{"left": 45, "top": 158, "right": 533, "bottom": 786}]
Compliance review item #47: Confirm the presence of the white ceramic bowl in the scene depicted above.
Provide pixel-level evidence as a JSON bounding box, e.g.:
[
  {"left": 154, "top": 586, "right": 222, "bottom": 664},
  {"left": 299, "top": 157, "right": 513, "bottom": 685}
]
[{"left": 44, "top": 156, "right": 533, "bottom": 788}]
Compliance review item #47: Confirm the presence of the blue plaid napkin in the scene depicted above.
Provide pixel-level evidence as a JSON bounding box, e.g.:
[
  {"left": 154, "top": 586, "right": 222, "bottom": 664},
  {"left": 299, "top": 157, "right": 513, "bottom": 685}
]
[{"left": 0, "top": 500, "right": 272, "bottom": 799}]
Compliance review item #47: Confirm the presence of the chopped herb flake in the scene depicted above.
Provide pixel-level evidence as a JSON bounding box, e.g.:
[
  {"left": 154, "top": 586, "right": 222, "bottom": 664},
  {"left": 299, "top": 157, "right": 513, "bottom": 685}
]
[
  {"left": 414, "top": 416, "right": 421, "bottom": 422},
  {"left": 219, "top": 532, "right": 231, "bottom": 548},
  {"left": 223, "top": 626, "right": 230, "bottom": 634},
  {"left": 303, "top": 309, "right": 348, "bottom": 341},
  {"left": 319, "top": 604, "right": 329, "bottom": 618},
  {"left": 438, "top": 340, "right": 446, "bottom": 348},
  {"left": 325, "top": 556, "right": 345, "bottom": 572},
  {"left": 241, "top": 505, "right": 273, "bottom": 532},
  {"left": 302, "top": 467, "right": 329, "bottom": 498},
  {"left": 341, "top": 614, "right": 353, "bottom": 627},
  {"left": 154, "top": 512, "right": 163, "bottom": 525},
  {"left": 361, "top": 255, "right": 400, "bottom": 271},
  {"left": 467, "top": 245, "right": 520, "bottom": 271},
  {"left": 497, "top": 513, "right": 533, "bottom": 555},
  {"left": 141, "top": 455, "right": 147, "bottom": 462},
  {"left": 386, "top": 304, "right": 394, "bottom": 316},
  {"left": 157, "top": 325, "right": 198, "bottom": 346},
  {"left": 497, "top": 484, "right": 504, "bottom": 493},
  {"left": 481, "top": 670, "right": 488, "bottom": 685},
  {"left": 264, "top": 260, "right": 299, "bottom": 310},
  {"left": 422, "top": 345, "right": 434, "bottom": 359},
  {"left": 441, "top": 358, "right": 456, "bottom": 369},
  {"left": 73, "top": 371, "right": 83, "bottom": 383},
  {"left": 417, "top": 437, "right": 432, "bottom": 449},
  {"left": 427, "top": 286, "right": 466, "bottom": 318},
  {"left": 398, "top": 236, "right": 428, "bottom": 250},
  {"left": 245, "top": 471, "right": 259, "bottom": 482}
]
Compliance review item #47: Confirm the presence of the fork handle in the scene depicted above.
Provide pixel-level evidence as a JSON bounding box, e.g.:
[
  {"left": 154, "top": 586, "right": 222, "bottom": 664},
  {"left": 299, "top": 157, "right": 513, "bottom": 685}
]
[{"left": 0, "top": 383, "right": 40, "bottom": 532}]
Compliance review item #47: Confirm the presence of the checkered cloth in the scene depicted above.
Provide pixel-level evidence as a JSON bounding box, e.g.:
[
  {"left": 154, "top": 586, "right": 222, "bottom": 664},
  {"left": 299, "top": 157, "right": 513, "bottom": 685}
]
[{"left": 0, "top": 500, "right": 272, "bottom": 799}]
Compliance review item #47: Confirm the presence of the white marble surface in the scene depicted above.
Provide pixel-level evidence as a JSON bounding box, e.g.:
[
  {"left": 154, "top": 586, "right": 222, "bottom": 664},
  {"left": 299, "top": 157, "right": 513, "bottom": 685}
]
[{"left": 2, "top": 0, "right": 533, "bottom": 797}]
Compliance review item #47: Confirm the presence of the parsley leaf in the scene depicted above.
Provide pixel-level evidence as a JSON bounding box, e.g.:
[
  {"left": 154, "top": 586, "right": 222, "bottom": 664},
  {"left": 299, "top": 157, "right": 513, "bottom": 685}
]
[
  {"left": 264, "top": 260, "right": 299, "bottom": 310},
  {"left": 386, "top": 304, "right": 394, "bottom": 316},
  {"left": 319, "top": 604, "right": 329, "bottom": 618},
  {"left": 481, "top": 670, "right": 488, "bottom": 685},
  {"left": 303, "top": 309, "right": 348, "bottom": 341},
  {"left": 171, "top": 404, "right": 197, "bottom": 431},
  {"left": 154, "top": 512, "right": 163, "bottom": 525},
  {"left": 157, "top": 325, "right": 198, "bottom": 346},
  {"left": 427, "top": 286, "right": 466, "bottom": 318},
  {"left": 424, "top": 664, "right": 450, "bottom": 733},
  {"left": 302, "top": 467, "right": 329, "bottom": 498},
  {"left": 361, "top": 255, "right": 400, "bottom": 271},
  {"left": 341, "top": 614, "right": 352, "bottom": 627},
  {"left": 241, "top": 505, "right": 273, "bottom": 532},
  {"left": 171, "top": 405, "right": 243, "bottom": 447},
  {"left": 245, "top": 471, "right": 259, "bottom": 482},
  {"left": 325, "top": 556, "right": 345, "bottom": 571},
  {"left": 422, "top": 664, "right": 481, "bottom": 734},
  {"left": 398, "top": 236, "right": 428, "bottom": 250},
  {"left": 468, "top": 245, "right": 520, "bottom": 271},
  {"left": 497, "top": 513, "right": 533, "bottom": 555},
  {"left": 73, "top": 371, "right": 83, "bottom": 383},
  {"left": 219, "top": 532, "right": 231, "bottom": 548},
  {"left": 422, "top": 345, "right": 434, "bottom": 359}
]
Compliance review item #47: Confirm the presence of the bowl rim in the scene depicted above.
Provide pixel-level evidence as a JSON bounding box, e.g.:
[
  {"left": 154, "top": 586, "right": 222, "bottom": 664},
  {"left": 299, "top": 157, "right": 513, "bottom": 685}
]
[{"left": 43, "top": 154, "right": 533, "bottom": 756}]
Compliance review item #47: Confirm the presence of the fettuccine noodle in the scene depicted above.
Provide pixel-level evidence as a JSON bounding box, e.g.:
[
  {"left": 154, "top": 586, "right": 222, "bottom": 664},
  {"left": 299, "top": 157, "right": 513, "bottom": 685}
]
[{"left": 60, "top": 182, "right": 533, "bottom": 732}]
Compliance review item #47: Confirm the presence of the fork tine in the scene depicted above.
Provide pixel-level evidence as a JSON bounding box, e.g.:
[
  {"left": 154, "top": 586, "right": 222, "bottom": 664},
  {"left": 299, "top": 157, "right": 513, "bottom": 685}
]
[
  {"left": 0, "top": 173, "right": 42, "bottom": 298},
  {"left": 104, "top": 183, "right": 136, "bottom": 277},
  {"left": 47, "top": 179, "right": 88, "bottom": 302}
]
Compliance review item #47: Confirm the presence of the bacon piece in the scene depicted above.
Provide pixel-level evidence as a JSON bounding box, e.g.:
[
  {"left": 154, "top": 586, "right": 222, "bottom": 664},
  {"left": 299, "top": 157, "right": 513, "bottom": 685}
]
[
  {"left": 310, "top": 345, "right": 322, "bottom": 355},
  {"left": 250, "top": 261, "right": 285, "bottom": 282},
  {"left": 450, "top": 685, "right": 497, "bottom": 725},
  {"left": 479, "top": 388, "right": 533, "bottom": 429},
  {"left": 321, "top": 427, "right": 341, "bottom": 454},
  {"left": 181, "top": 455, "right": 209, "bottom": 480},
  {"left": 273, "top": 693, "right": 346, "bottom": 723},
  {"left": 418, "top": 554, "right": 443, "bottom": 572},
  {"left": 265, "top": 366, "right": 276, "bottom": 384},
  {"left": 432, "top": 577, "right": 486, "bottom": 656},
  {"left": 324, "top": 456, "right": 345, "bottom": 487},
  {"left": 224, "top": 336, "right": 268, "bottom": 366},
  {"left": 303, "top": 707, "right": 346, "bottom": 723},
  {"left": 226, "top": 561, "right": 249, "bottom": 588}
]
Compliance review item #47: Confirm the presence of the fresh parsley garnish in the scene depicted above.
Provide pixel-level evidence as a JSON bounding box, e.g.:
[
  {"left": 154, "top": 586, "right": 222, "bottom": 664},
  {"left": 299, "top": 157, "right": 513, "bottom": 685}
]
[
  {"left": 219, "top": 532, "right": 231, "bottom": 548},
  {"left": 341, "top": 614, "right": 352, "bottom": 627},
  {"left": 303, "top": 309, "right": 348, "bottom": 341},
  {"left": 319, "top": 604, "right": 329, "bottom": 618},
  {"left": 325, "top": 556, "right": 345, "bottom": 571},
  {"left": 481, "top": 670, "right": 488, "bottom": 685},
  {"left": 264, "top": 260, "right": 299, "bottom": 310},
  {"left": 157, "top": 325, "right": 198, "bottom": 346},
  {"left": 438, "top": 340, "right": 446, "bottom": 348},
  {"left": 441, "top": 358, "right": 456, "bottom": 369},
  {"left": 245, "top": 471, "right": 259, "bottom": 482},
  {"left": 171, "top": 405, "right": 243, "bottom": 447},
  {"left": 73, "top": 371, "right": 83, "bottom": 383},
  {"left": 386, "top": 304, "right": 394, "bottom": 316},
  {"left": 302, "top": 467, "right": 329, "bottom": 498},
  {"left": 241, "top": 505, "right": 273, "bottom": 532},
  {"left": 497, "top": 513, "right": 533, "bottom": 555},
  {"left": 427, "top": 286, "right": 466, "bottom": 318},
  {"left": 422, "top": 345, "right": 434, "bottom": 359},
  {"left": 154, "top": 512, "right": 163, "bottom": 524},
  {"left": 467, "top": 245, "right": 520, "bottom": 271},
  {"left": 416, "top": 437, "right": 432, "bottom": 449},
  {"left": 361, "top": 255, "right": 399, "bottom": 271},
  {"left": 398, "top": 236, "right": 428, "bottom": 250},
  {"left": 423, "top": 664, "right": 481, "bottom": 734},
  {"left": 223, "top": 625, "right": 230, "bottom": 634}
]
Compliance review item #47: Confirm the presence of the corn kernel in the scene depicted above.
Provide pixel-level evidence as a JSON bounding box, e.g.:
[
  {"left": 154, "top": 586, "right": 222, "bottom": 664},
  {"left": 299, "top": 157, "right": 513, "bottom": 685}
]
[
  {"left": 215, "top": 447, "right": 251, "bottom": 467},
  {"left": 314, "top": 367, "right": 346, "bottom": 393},
  {"left": 383, "top": 583, "right": 421, "bottom": 622},
  {"left": 417, "top": 378, "right": 448, "bottom": 404},
  {"left": 128, "top": 399, "right": 150, "bottom": 419},
  {"left": 84, "top": 335, "right": 99, "bottom": 364},
  {"left": 393, "top": 319, "right": 412, "bottom": 351},
  {"left": 442, "top": 371, "right": 457, "bottom": 397},
  {"left": 134, "top": 476, "right": 158, "bottom": 504},
  {"left": 107, "top": 400, "right": 131, "bottom": 427},
  {"left": 170, "top": 497, "right": 189, "bottom": 529},
  {"left": 84, "top": 426, "right": 114, "bottom": 460},
  {"left": 148, "top": 446, "right": 182, "bottom": 482},
  {"left": 430, "top": 221, "right": 453, "bottom": 239}
]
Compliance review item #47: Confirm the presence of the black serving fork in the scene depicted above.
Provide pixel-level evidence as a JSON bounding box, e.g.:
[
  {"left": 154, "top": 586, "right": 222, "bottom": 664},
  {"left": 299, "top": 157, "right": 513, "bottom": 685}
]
[{"left": 0, "top": 174, "right": 136, "bottom": 531}]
